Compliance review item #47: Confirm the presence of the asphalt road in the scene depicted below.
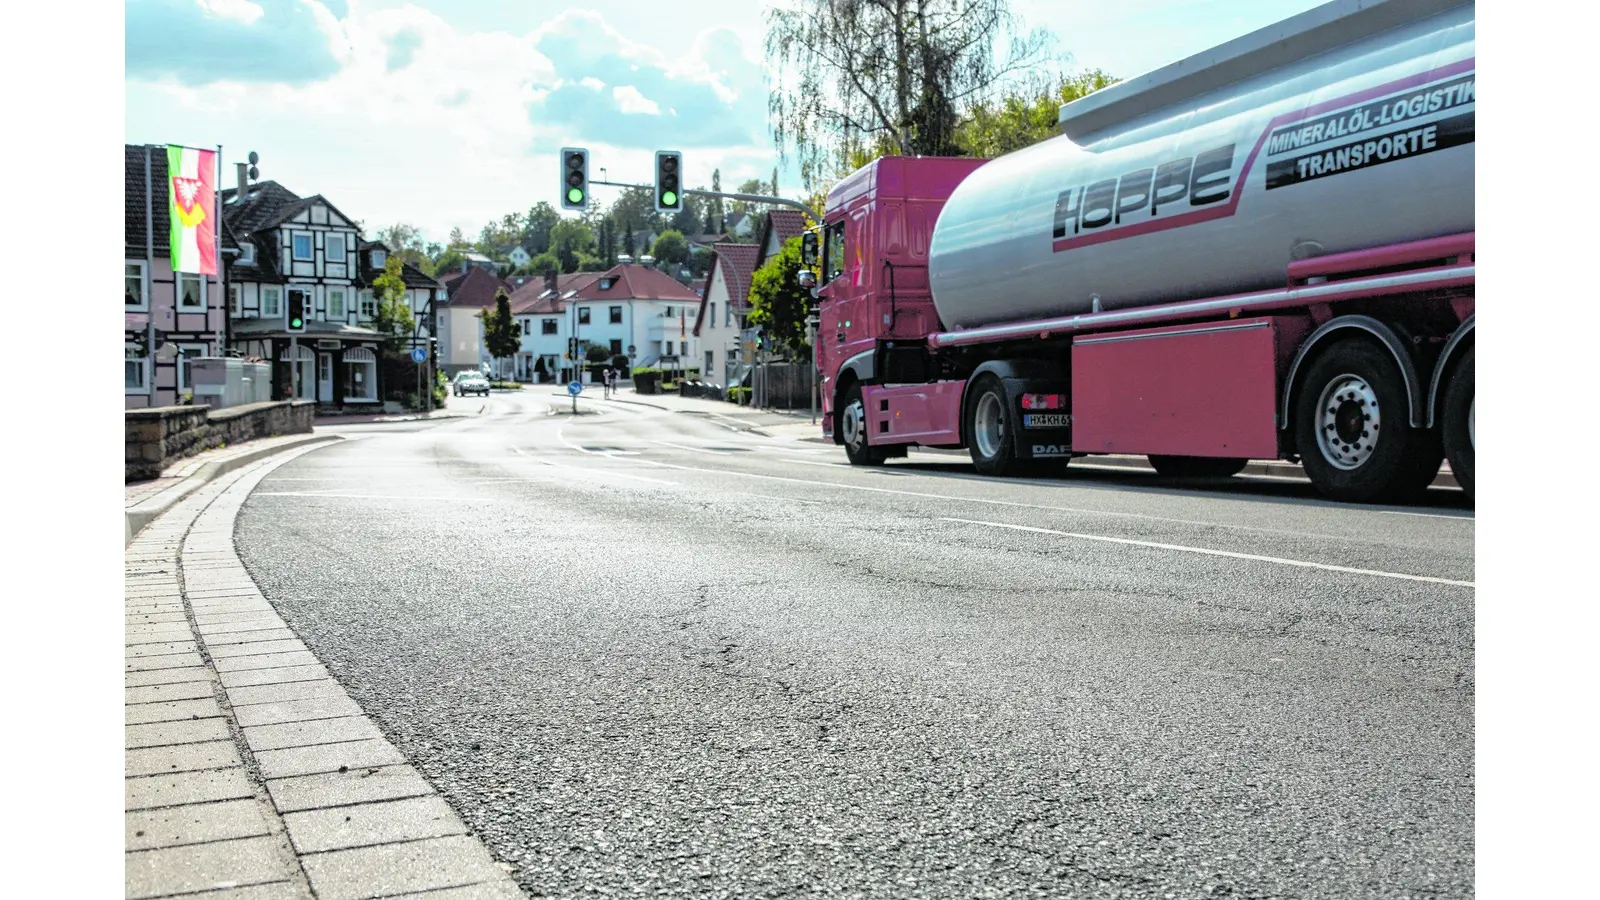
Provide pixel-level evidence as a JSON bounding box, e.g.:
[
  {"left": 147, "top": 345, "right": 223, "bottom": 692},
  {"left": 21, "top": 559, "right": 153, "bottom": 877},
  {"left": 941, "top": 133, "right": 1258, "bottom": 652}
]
[{"left": 235, "top": 390, "right": 1474, "bottom": 900}]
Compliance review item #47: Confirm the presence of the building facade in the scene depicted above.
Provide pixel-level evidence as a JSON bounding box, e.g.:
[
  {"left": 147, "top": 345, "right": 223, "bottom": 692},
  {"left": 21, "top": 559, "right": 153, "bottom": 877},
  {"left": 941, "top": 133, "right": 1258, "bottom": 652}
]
[
  {"left": 220, "top": 178, "right": 440, "bottom": 405},
  {"left": 125, "top": 144, "right": 233, "bottom": 409}
]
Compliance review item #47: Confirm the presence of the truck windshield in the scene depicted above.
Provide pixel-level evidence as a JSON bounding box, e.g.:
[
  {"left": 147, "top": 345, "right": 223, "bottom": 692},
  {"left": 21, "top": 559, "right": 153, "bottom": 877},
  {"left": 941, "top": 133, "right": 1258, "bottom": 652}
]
[{"left": 823, "top": 220, "right": 846, "bottom": 284}]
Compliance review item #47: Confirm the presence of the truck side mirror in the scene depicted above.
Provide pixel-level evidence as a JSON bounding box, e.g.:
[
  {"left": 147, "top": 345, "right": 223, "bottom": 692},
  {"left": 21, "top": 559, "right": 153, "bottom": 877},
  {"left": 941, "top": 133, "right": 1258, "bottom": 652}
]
[
  {"left": 796, "top": 269, "right": 816, "bottom": 289},
  {"left": 801, "top": 232, "right": 818, "bottom": 265}
]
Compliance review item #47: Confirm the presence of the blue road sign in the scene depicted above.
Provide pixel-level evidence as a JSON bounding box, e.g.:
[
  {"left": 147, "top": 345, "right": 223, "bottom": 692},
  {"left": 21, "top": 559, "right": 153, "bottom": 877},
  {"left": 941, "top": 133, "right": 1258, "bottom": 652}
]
[
  {"left": 567, "top": 380, "right": 584, "bottom": 396},
  {"left": 410, "top": 347, "right": 428, "bottom": 363}
]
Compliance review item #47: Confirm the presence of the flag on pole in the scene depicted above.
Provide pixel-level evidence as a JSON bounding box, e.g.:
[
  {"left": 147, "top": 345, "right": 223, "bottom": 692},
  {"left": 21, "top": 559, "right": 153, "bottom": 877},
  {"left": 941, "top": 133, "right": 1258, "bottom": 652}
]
[{"left": 167, "top": 145, "right": 217, "bottom": 275}]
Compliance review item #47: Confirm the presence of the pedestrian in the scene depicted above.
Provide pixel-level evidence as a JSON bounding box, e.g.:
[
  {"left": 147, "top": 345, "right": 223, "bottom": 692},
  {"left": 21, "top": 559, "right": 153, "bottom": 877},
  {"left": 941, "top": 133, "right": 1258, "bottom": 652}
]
[{"left": 602, "top": 367, "right": 613, "bottom": 398}]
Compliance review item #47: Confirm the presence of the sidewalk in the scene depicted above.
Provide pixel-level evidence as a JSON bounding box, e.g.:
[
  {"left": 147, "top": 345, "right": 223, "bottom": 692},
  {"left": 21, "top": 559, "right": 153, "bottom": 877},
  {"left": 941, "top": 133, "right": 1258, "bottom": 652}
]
[
  {"left": 126, "top": 444, "right": 523, "bottom": 899},
  {"left": 126, "top": 434, "right": 342, "bottom": 546}
]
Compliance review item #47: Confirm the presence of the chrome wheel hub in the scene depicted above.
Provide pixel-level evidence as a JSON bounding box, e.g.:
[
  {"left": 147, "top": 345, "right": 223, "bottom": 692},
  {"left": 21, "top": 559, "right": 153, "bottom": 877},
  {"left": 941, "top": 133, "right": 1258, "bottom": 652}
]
[
  {"left": 842, "top": 399, "right": 866, "bottom": 450},
  {"left": 1316, "top": 374, "right": 1380, "bottom": 471},
  {"left": 974, "top": 393, "right": 1005, "bottom": 460}
]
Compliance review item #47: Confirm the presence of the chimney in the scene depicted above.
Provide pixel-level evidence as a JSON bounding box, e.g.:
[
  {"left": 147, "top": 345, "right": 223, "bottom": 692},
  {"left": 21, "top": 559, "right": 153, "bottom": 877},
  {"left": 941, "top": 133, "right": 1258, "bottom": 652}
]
[{"left": 235, "top": 162, "right": 248, "bottom": 203}]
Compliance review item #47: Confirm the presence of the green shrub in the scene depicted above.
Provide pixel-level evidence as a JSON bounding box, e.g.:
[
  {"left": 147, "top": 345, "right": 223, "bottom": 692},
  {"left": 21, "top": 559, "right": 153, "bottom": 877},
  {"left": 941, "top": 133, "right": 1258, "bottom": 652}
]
[
  {"left": 488, "top": 381, "right": 522, "bottom": 390},
  {"left": 726, "top": 386, "right": 751, "bottom": 402}
]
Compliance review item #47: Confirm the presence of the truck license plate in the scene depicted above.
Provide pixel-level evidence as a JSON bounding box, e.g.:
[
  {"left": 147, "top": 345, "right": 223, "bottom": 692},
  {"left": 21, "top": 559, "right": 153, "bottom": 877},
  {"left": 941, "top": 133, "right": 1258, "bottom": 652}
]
[{"left": 1023, "top": 414, "right": 1070, "bottom": 428}]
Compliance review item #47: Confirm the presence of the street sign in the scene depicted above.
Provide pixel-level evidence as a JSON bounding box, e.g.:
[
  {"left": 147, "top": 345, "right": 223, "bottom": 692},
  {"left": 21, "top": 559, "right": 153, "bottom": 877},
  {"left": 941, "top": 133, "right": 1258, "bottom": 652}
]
[
  {"left": 567, "top": 380, "right": 584, "bottom": 396},
  {"left": 410, "top": 347, "right": 428, "bottom": 363}
]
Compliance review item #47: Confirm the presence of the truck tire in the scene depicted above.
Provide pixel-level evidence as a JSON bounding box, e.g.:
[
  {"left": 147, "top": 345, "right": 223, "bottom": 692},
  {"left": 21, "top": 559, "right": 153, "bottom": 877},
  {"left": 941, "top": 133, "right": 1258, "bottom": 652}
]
[
  {"left": 840, "top": 382, "right": 887, "bottom": 466},
  {"left": 1294, "top": 339, "right": 1443, "bottom": 503},
  {"left": 966, "top": 374, "right": 1024, "bottom": 477},
  {"left": 1148, "top": 455, "right": 1249, "bottom": 478},
  {"left": 1440, "top": 345, "right": 1474, "bottom": 500}
]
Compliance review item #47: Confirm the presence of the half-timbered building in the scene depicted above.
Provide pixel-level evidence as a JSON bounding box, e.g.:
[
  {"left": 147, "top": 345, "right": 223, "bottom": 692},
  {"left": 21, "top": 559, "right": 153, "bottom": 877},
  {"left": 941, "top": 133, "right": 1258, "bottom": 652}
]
[{"left": 219, "top": 178, "right": 440, "bottom": 406}]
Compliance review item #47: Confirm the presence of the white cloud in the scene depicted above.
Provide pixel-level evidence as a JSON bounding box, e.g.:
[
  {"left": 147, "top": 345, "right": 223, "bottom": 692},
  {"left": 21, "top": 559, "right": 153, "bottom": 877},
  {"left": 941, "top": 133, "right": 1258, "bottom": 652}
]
[
  {"left": 612, "top": 86, "right": 660, "bottom": 116},
  {"left": 127, "top": 3, "right": 800, "bottom": 243},
  {"left": 196, "top": 0, "right": 265, "bottom": 25}
]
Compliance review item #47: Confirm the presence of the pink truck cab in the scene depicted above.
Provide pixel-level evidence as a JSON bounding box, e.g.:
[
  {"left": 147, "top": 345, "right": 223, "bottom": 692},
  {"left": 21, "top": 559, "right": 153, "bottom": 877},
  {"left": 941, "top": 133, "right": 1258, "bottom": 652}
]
[{"left": 802, "top": 0, "right": 1475, "bottom": 504}]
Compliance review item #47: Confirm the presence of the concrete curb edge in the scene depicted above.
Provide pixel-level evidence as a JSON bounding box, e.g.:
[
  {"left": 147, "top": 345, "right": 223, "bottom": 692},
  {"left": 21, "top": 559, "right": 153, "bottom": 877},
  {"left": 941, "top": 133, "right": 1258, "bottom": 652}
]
[{"left": 125, "top": 433, "right": 343, "bottom": 547}]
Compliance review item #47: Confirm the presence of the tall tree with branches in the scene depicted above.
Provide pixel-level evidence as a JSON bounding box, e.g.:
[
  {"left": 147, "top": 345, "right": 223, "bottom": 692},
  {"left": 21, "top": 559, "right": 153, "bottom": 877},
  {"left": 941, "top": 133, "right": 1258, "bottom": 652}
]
[{"left": 766, "top": 0, "right": 1055, "bottom": 190}]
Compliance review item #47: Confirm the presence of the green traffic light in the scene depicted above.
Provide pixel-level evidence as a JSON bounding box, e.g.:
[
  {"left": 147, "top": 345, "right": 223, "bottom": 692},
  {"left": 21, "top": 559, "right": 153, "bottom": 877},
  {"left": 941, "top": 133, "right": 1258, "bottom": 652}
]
[
  {"left": 568, "top": 187, "right": 584, "bottom": 204},
  {"left": 291, "top": 318, "right": 302, "bottom": 328},
  {"left": 662, "top": 191, "right": 677, "bottom": 207}
]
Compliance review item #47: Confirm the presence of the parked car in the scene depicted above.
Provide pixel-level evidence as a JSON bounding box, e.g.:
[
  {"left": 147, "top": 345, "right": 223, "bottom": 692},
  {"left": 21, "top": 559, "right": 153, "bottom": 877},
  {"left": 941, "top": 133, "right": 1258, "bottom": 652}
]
[{"left": 455, "top": 374, "right": 490, "bottom": 397}]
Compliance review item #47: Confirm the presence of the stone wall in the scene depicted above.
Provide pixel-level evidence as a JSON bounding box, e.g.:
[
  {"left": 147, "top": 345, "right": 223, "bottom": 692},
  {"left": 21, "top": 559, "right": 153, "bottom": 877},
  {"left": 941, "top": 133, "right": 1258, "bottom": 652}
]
[{"left": 126, "top": 401, "right": 315, "bottom": 482}]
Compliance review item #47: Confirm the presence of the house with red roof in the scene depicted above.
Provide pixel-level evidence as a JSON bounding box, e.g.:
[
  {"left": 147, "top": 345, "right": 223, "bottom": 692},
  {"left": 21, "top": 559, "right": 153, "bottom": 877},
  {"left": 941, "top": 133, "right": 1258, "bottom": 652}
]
[
  {"left": 691, "top": 208, "right": 811, "bottom": 386},
  {"left": 435, "top": 265, "right": 509, "bottom": 376}
]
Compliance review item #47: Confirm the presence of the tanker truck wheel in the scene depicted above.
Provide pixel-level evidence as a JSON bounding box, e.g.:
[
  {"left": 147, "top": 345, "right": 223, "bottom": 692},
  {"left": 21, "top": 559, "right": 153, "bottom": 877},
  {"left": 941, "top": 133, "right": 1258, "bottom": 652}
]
[
  {"left": 965, "top": 375, "right": 1025, "bottom": 477},
  {"left": 1439, "top": 346, "right": 1474, "bottom": 500},
  {"left": 1147, "top": 456, "right": 1249, "bottom": 478},
  {"left": 1294, "top": 340, "right": 1443, "bottom": 504},
  {"left": 839, "top": 382, "right": 887, "bottom": 466}
]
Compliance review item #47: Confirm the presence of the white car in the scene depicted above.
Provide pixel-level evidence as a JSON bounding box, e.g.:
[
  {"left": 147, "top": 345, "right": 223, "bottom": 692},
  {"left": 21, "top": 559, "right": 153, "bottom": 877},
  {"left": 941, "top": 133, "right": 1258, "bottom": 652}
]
[{"left": 454, "top": 373, "right": 490, "bottom": 397}]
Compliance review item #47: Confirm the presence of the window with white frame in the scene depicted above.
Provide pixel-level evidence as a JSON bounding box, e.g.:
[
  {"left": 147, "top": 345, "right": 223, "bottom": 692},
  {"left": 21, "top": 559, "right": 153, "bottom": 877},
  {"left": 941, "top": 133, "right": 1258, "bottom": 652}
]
[
  {"left": 359, "top": 290, "right": 376, "bottom": 319},
  {"left": 326, "top": 233, "right": 346, "bottom": 262},
  {"left": 710, "top": 303, "right": 717, "bottom": 328},
  {"left": 228, "top": 285, "right": 240, "bottom": 315},
  {"left": 176, "top": 343, "right": 207, "bottom": 391},
  {"left": 328, "top": 289, "right": 346, "bottom": 318},
  {"left": 371, "top": 249, "right": 386, "bottom": 268},
  {"left": 125, "top": 343, "right": 148, "bottom": 392},
  {"left": 125, "top": 262, "right": 147, "bottom": 309},
  {"left": 542, "top": 319, "right": 557, "bottom": 335},
  {"left": 293, "top": 233, "right": 313, "bottom": 261},
  {"left": 177, "top": 273, "right": 205, "bottom": 311},
  {"left": 344, "top": 347, "right": 378, "bottom": 401},
  {"left": 609, "top": 306, "right": 622, "bottom": 324},
  {"left": 238, "top": 242, "right": 256, "bottom": 265},
  {"left": 725, "top": 304, "right": 732, "bottom": 327},
  {"left": 262, "top": 287, "right": 282, "bottom": 318},
  {"left": 578, "top": 307, "right": 591, "bottom": 325}
]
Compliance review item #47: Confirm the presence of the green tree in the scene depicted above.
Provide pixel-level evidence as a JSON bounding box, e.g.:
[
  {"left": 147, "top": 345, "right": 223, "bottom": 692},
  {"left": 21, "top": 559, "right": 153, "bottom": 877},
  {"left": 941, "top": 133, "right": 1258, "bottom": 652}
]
[
  {"left": 522, "top": 202, "right": 561, "bottom": 254},
  {"left": 709, "top": 169, "right": 724, "bottom": 230},
  {"left": 481, "top": 288, "right": 522, "bottom": 374},
  {"left": 576, "top": 252, "right": 608, "bottom": 272},
  {"left": 746, "top": 236, "right": 814, "bottom": 359},
  {"left": 371, "top": 256, "right": 417, "bottom": 361},
  {"left": 583, "top": 342, "right": 611, "bottom": 364},
  {"left": 527, "top": 251, "right": 560, "bottom": 277},
  {"left": 435, "top": 248, "right": 468, "bottom": 275},
  {"left": 767, "top": 0, "right": 1055, "bottom": 190},
  {"left": 550, "top": 218, "right": 595, "bottom": 274},
  {"left": 598, "top": 218, "right": 616, "bottom": 266},
  {"left": 375, "top": 223, "right": 435, "bottom": 275},
  {"left": 447, "top": 226, "right": 469, "bottom": 249},
  {"left": 622, "top": 219, "right": 637, "bottom": 258},
  {"left": 651, "top": 230, "right": 689, "bottom": 267},
  {"left": 955, "top": 70, "right": 1119, "bottom": 157}
]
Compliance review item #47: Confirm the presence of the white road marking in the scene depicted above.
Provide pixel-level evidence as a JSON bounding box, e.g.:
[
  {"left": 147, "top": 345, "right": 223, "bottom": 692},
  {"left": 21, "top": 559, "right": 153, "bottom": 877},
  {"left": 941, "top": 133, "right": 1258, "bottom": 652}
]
[
  {"left": 618, "top": 457, "right": 1463, "bottom": 544},
  {"left": 940, "top": 517, "right": 1474, "bottom": 588},
  {"left": 253, "top": 491, "right": 499, "bottom": 502},
  {"left": 1378, "top": 509, "right": 1475, "bottom": 521},
  {"left": 511, "top": 445, "right": 678, "bottom": 486},
  {"left": 649, "top": 440, "right": 733, "bottom": 456}
]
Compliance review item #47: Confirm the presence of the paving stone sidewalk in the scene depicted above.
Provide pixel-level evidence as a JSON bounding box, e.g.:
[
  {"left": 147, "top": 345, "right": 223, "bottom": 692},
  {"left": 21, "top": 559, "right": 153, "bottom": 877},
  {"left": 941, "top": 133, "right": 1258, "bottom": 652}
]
[
  {"left": 125, "top": 446, "right": 525, "bottom": 899},
  {"left": 125, "top": 435, "right": 327, "bottom": 509}
]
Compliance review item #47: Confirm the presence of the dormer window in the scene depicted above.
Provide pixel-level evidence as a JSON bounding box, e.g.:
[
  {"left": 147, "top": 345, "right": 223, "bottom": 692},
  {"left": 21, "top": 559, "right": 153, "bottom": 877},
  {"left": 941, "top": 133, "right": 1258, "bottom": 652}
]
[
  {"left": 238, "top": 242, "right": 255, "bottom": 265},
  {"left": 599, "top": 277, "right": 614, "bottom": 290},
  {"left": 371, "top": 249, "right": 386, "bottom": 268}
]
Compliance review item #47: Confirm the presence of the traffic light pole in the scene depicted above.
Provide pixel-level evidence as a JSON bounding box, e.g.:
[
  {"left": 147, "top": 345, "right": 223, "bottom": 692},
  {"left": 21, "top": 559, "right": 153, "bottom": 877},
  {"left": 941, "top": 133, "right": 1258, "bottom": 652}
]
[{"left": 588, "top": 180, "right": 819, "bottom": 224}]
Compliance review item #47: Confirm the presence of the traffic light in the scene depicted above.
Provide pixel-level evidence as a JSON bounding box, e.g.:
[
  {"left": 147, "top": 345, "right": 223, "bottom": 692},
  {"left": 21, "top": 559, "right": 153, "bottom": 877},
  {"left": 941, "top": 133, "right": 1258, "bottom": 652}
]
[
  {"left": 654, "top": 150, "right": 683, "bottom": 213},
  {"left": 287, "top": 292, "right": 305, "bottom": 332},
  {"left": 757, "top": 328, "right": 768, "bottom": 350},
  {"left": 560, "top": 147, "right": 589, "bottom": 210}
]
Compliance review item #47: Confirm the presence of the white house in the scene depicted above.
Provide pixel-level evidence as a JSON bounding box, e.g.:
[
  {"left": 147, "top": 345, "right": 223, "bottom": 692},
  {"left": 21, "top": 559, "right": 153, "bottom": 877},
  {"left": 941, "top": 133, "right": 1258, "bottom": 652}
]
[
  {"left": 508, "top": 246, "right": 531, "bottom": 268},
  {"left": 692, "top": 209, "right": 808, "bottom": 388},
  {"left": 436, "top": 266, "right": 508, "bottom": 376},
  {"left": 510, "top": 265, "right": 702, "bottom": 382}
]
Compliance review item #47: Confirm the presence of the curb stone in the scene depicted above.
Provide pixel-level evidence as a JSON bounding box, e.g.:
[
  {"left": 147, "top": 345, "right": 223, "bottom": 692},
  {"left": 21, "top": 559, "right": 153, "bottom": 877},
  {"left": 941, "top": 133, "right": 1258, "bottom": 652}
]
[
  {"left": 125, "top": 445, "right": 527, "bottom": 899},
  {"left": 126, "top": 435, "right": 343, "bottom": 547}
]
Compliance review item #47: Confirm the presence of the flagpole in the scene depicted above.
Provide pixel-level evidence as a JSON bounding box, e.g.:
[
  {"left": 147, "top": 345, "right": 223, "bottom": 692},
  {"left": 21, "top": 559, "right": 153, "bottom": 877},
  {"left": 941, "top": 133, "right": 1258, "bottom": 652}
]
[
  {"left": 215, "top": 143, "right": 224, "bottom": 355},
  {"left": 146, "top": 145, "right": 156, "bottom": 404}
]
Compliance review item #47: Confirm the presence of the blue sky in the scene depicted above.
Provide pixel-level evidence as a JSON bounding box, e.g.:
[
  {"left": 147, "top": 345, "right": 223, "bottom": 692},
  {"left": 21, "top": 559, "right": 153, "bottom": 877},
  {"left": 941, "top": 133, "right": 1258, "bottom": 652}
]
[{"left": 125, "top": 0, "right": 1323, "bottom": 246}]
